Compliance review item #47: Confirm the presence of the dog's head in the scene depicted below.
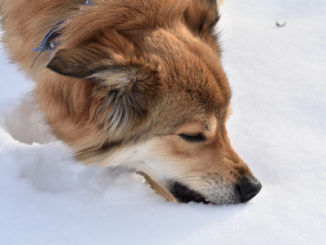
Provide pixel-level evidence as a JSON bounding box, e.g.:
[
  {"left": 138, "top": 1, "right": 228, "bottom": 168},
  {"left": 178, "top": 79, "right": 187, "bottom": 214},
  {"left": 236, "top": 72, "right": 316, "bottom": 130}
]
[{"left": 45, "top": 0, "right": 261, "bottom": 204}]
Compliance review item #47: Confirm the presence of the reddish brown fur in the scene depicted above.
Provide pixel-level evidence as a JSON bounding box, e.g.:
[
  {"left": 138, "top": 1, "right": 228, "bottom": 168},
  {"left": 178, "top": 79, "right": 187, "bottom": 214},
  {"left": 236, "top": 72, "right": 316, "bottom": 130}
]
[{"left": 0, "top": 0, "right": 261, "bottom": 204}]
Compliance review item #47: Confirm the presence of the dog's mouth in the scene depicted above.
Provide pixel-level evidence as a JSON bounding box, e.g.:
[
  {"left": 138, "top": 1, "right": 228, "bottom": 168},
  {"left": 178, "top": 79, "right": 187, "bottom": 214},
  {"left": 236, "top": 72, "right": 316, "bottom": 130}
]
[
  {"left": 169, "top": 181, "right": 212, "bottom": 204},
  {"left": 138, "top": 172, "right": 212, "bottom": 204}
]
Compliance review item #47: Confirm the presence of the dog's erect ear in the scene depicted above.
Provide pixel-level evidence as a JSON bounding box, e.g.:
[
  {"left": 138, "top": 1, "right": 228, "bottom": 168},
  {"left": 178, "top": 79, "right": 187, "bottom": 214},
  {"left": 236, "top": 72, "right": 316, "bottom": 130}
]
[
  {"left": 47, "top": 47, "right": 158, "bottom": 136},
  {"left": 184, "top": 0, "right": 220, "bottom": 35}
]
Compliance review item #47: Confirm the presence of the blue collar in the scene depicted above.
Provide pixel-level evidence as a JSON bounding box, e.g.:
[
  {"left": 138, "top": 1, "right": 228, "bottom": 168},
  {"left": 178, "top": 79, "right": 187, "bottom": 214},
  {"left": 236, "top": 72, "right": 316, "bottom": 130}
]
[
  {"left": 32, "top": 0, "right": 93, "bottom": 53},
  {"left": 84, "top": 0, "right": 94, "bottom": 6}
]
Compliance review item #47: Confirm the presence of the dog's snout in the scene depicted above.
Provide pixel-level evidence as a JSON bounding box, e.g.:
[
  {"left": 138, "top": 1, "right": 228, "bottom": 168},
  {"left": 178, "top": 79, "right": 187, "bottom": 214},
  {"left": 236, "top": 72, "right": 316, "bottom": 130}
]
[{"left": 236, "top": 177, "right": 262, "bottom": 203}]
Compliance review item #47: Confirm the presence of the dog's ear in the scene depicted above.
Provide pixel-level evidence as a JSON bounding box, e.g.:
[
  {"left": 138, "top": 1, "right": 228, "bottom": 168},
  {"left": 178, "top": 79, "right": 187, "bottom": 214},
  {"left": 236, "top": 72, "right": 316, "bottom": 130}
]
[
  {"left": 47, "top": 47, "right": 158, "bottom": 136},
  {"left": 47, "top": 47, "right": 153, "bottom": 86},
  {"left": 47, "top": 48, "right": 115, "bottom": 79},
  {"left": 184, "top": 0, "right": 220, "bottom": 35}
]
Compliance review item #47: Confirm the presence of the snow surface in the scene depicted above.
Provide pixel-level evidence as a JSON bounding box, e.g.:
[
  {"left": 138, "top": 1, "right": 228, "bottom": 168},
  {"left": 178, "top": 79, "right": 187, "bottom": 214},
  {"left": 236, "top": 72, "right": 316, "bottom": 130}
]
[{"left": 1, "top": 0, "right": 326, "bottom": 244}]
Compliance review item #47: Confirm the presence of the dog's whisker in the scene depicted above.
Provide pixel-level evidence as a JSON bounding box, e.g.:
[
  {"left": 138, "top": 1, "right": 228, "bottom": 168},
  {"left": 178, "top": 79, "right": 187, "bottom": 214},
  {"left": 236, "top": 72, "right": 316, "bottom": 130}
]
[
  {"left": 170, "top": 170, "right": 211, "bottom": 182},
  {"left": 122, "top": 161, "right": 145, "bottom": 169},
  {"left": 173, "top": 176, "right": 204, "bottom": 183}
]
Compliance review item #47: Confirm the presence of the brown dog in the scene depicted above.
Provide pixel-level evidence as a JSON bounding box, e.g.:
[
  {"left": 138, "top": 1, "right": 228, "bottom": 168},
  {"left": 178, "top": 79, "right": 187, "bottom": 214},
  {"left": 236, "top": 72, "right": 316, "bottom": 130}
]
[{"left": 0, "top": 0, "right": 261, "bottom": 204}]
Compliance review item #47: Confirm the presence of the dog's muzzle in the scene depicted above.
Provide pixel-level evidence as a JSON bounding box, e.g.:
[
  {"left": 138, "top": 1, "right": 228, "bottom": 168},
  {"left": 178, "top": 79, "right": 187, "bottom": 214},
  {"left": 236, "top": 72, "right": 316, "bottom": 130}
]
[{"left": 169, "top": 177, "right": 262, "bottom": 204}]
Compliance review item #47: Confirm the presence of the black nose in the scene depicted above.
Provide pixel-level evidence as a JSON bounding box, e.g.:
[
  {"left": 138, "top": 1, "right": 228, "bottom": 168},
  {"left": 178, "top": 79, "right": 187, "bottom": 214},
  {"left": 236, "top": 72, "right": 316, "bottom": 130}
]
[{"left": 237, "top": 177, "right": 262, "bottom": 203}]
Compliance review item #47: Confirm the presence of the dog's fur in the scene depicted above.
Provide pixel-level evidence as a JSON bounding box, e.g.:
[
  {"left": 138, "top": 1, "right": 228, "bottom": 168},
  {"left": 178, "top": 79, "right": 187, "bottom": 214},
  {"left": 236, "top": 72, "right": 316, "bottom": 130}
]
[{"left": 0, "top": 0, "right": 261, "bottom": 204}]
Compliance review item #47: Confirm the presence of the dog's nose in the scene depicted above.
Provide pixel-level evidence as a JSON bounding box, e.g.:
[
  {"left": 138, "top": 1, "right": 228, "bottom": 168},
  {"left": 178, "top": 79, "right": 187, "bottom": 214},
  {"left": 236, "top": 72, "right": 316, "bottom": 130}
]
[{"left": 237, "top": 177, "right": 262, "bottom": 203}]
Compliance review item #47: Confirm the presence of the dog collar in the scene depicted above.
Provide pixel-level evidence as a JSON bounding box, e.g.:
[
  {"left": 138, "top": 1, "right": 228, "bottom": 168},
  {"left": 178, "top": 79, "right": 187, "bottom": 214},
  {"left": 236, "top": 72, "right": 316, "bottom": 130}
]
[
  {"left": 32, "top": 0, "right": 93, "bottom": 53},
  {"left": 84, "top": 0, "right": 94, "bottom": 6},
  {"left": 32, "top": 20, "right": 64, "bottom": 52}
]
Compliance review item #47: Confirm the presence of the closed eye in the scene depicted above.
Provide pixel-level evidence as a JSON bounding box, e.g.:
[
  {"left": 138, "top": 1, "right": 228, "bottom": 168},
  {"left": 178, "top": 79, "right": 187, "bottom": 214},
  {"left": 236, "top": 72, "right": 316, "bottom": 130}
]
[{"left": 178, "top": 133, "right": 206, "bottom": 142}]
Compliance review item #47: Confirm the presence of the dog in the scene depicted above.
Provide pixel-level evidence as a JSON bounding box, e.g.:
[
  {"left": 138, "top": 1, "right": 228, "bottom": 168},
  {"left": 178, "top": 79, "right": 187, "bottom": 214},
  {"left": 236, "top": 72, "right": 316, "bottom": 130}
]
[{"left": 0, "top": 0, "right": 261, "bottom": 204}]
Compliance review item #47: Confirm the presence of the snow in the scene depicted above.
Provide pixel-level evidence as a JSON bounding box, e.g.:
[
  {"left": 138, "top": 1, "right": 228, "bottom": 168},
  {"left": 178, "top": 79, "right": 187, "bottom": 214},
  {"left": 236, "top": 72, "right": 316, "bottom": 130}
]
[{"left": 1, "top": 0, "right": 326, "bottom": 244}]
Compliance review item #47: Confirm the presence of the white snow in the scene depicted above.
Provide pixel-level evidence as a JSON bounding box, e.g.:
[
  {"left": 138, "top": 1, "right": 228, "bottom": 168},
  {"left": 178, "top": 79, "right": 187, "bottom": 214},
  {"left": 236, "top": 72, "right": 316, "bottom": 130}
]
[{"left": 1, "top": 0, "right": 326, "bottom": 244}]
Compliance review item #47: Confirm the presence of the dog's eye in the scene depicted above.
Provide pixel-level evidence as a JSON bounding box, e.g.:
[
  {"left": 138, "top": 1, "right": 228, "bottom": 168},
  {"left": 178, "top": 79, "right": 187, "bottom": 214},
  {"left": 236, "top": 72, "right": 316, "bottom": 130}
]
[{"left": 178, "top": 133, "right": 206, "bottom": 142}]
